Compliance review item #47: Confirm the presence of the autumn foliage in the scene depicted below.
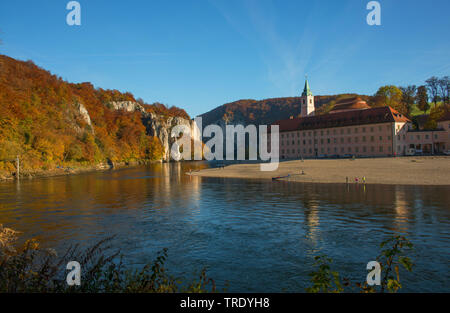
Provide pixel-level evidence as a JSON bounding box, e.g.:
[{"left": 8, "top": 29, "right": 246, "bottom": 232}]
[{"left": 0, "top": 55, "right": 187, "bottom": 175}]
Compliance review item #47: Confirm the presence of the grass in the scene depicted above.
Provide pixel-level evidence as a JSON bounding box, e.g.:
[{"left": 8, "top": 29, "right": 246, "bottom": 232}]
[{"left": 410, "top": 101, "right": 444, "bottom": 117}]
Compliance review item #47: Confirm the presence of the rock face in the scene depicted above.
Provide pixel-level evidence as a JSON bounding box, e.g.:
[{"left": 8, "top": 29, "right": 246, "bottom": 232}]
[
  {"left": 73, "top": 100, "right": 201, "bottom": 161},
  {"left": 108, "top": 101, "right": 201, "bottom": 161},
  {"left": 108, "top": 101, "right": 147, "bottom": 114},
  {"left": 143, "top": 113, "right": 201, "bottom": 161},
  {"left": 77, "top": 102, "right": 93, "bottom": 128}
]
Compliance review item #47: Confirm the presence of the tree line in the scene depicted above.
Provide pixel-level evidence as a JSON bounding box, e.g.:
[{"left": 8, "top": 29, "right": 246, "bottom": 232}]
[{"left": 370, "top": 76, "right": 449, "bottom": 117}]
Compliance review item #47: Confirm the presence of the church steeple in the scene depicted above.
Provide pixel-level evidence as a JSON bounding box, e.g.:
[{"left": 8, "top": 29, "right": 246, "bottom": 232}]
[
  {"left": 302, "top": 76, "right": 313, "bottom": 97},
  {"left": 300, "top": 75, "right": 315, "bottom": 116}
]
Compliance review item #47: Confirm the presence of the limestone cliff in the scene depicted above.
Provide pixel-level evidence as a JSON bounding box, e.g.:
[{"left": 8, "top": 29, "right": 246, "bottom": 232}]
[{"left": 107, "top": 101, "right": 201, "bottom": 161}]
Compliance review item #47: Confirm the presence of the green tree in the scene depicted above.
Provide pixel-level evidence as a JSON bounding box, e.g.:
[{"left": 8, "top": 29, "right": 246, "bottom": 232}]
[
  {"left": 416, "top": 85, "right": 430, "bottom": 113},
  {"left": 373, "top": 85, "right": 405, "bottom": 115}
]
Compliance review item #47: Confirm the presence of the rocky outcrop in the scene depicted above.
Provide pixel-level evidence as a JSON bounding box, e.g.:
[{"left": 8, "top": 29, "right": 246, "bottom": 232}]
[
  {"left": 107, "top": 101, "right": 201, "bottom": 161},
  {"left": 108, "top": 101, "right": 147, "bottom": 114},
  {"left": 75, "top": 102, "right": 92, "bottom": 127}
]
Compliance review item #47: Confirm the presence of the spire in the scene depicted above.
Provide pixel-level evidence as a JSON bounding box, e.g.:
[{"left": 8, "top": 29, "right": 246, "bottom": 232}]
[{"left": 302, "top": 75, "right": 313, "bottom": 97}]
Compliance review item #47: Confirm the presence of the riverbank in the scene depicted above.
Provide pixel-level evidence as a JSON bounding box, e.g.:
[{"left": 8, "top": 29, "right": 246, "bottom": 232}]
[
  {"left": 190, "top": 156, "right": 450, "bottom": 185},
  {"left": 0, "top": 160, "right": 161, "bottom": 182}
]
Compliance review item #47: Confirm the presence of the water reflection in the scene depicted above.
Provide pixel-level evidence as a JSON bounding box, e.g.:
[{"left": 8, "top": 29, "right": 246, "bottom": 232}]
[{"left": 0, "top": 162, "right": 449, "bottom": 292}]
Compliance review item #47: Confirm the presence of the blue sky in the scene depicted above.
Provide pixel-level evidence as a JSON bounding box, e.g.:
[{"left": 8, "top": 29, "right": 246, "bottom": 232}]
[{"left": 0, "top": 0, "right": 449, "bottom": 117}]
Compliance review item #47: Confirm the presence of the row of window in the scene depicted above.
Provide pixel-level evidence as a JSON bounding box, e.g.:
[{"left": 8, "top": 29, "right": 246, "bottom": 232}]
[
  {"left": 281, "top": 135, "right": 392, "bottom": 146},
  {"left": 280, "top": 125, "right": 392, "bottom": 139}
]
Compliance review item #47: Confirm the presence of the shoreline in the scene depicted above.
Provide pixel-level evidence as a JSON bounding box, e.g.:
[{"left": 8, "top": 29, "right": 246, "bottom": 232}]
[
  {"left": 0, "top": 160, "right": 162, "bottom": 182},
  {"left": 190, "top": 156, "right": 450, "bottom": 186}
]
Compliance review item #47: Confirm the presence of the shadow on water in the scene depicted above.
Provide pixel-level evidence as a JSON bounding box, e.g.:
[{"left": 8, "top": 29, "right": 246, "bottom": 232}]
[{"left": 0, "top": 162, "right": 449, "bottom": 292}]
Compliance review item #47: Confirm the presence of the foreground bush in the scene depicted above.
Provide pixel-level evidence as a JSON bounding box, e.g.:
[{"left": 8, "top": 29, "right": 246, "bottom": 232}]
[
  {"left": 306, "top": 235, "right": 414, "bottom": 293},
  {"left": 0, "top": 225, "right": 215, "bottom": 293}
]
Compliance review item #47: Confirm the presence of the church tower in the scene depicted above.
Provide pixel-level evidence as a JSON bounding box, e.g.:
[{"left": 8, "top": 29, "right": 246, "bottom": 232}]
[{"left": 301, "top": 77, "right": 315, "bottom": 116}]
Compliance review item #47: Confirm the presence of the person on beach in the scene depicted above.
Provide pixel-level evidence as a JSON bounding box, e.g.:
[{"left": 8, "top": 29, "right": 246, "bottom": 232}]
[
  {"left": 363, "top": 176, "right": 366, "bottom": 184},
  {"left": 355, "top": 177, "right": 358, "bottom": 183}
]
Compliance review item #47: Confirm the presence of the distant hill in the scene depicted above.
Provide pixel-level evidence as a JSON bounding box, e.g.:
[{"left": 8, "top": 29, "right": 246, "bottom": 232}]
[{"left": 199, "top": 94, "right": 373, "bottom": 127}]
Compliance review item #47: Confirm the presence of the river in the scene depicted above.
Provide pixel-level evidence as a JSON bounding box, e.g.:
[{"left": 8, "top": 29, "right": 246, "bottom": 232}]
[{"left": 0, "top": 162, "right": 449, "bottom": 292}]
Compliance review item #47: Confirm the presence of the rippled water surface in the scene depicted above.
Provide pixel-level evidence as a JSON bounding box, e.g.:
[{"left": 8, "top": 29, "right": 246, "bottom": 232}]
[{"left": 0, "top": 162, "right": 449, "bottom": 292}]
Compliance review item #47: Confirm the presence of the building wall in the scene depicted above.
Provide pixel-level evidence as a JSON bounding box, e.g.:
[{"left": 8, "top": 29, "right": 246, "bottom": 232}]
[
  {"left": 278, "top": 122, "right": 396, "bottom": 159},
  {"left": 437, "top": 120, "right": 450, "bottom": 152},
  {"left": 406, "top": 129, "right": 448, "bottom": 153}
]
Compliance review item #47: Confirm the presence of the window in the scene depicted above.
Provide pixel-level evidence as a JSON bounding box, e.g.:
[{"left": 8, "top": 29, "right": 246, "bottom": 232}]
[
  {"left": 355, "top": 147, "right": 359, "bottom": 153},
  {"left": 348, "top": 137, "right": 351, "bottom": 143},
  {"left": 371, "top": 136, "right": 374, "bottom": 142},
  {"left": 362, "top": 127, "right": 366, "bottom": 133},
  {"left": 355, "top": 128, "right": 358, "bottom": 133},
  {"left": 379, "top": 136, "right": 382, "bottom": 141},
  {"left": 355, "top": 137, "right": 359, "bottom": 143},
  {"left": 363, "top": 146, "right": 367, "bottom": 152},
  {"left": 379, "top": 146, "right": 383, "bottom": 152},
  {"left": 363, "top": 136, "right": 366, "bottom": 142}
]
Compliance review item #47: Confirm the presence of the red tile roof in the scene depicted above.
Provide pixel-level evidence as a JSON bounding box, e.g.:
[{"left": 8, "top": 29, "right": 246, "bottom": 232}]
[
  {"left": 272, "top": 106, "right": 410, "bottom": 132},
  {"left": 329, "top": 97, "right": 371, "bottom": 113}
]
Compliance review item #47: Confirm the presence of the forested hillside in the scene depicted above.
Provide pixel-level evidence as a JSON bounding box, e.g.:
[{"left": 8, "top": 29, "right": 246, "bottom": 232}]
[
  {"left": 0, "top": 55, "right": 188, "bottom": 177},
  {"left": 200, "top": 94, "right": 371, "bottom": 126}
]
